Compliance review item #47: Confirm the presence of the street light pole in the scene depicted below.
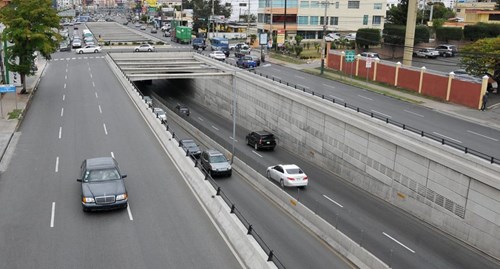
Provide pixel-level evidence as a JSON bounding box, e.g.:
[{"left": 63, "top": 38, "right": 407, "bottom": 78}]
[
  {"left": 211, "top": 0, "right": 214, "bottom": 38},
  {"left": 320, "top": 1, "right": 330, "bottom": 75},
  {"left": 230, "top": 71, "right": 237, "bottom": 164}
]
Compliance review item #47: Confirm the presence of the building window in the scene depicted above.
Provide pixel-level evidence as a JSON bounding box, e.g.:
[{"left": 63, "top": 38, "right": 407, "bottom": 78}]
[
  {"left": 330, "top": 16, "right": 338, "bottom": 25},
  {"left": 320, "top": 16, "right": 328, "bottom": 25},
  {"left": 363, "top": 15, "right": 368, "bottom": 25},
  {"left": 456, "top": 8, "right": 461, "bottom": 12},
  {"left": 489, "top": 14, "right": 500, "bottom": 21},
  {"left": 348, "top": 1, "right": 360, "bottom": 9},
  {"left": 310, "top": 16, "right": 319, "bottom": 25},
  {"left": 300, "top": 1, "right": 309, "bottom": 8},
  {"left": 298, "top": 16, "right": 309, "bottom": 25},
  {"left": 310, "top": 1, "right": 320, "bottom": 8},
  {"left": 372, "top": 16, "right": 382, "bottom": 25},
  {"left": 335, "top": 2, "right": 339, "bottom": 8},
  {"left": 374, "top": 3, "right": 382, "bottom": 9}
]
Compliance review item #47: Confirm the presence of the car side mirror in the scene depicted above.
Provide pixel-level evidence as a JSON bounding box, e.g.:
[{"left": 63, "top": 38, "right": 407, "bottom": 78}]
[
  {"left": 122, "top": 174, "right": 127, "bottom": 179},
  {"left": 77, "top": 178, "right": 82, "bottom": 182}
]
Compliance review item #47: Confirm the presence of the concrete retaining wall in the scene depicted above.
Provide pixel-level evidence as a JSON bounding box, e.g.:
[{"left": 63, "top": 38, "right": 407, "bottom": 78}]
[{"left": 189, "top": 54, "right": 500, "bottom": 259}]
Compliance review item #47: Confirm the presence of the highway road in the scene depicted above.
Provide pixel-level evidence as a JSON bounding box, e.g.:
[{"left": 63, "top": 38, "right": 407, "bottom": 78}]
[
  {"left": 0, "top": 52, "right": 241, "bottom": 268},
  {"left": 140, "top": 78, "right": 500, "bottom": 269}
]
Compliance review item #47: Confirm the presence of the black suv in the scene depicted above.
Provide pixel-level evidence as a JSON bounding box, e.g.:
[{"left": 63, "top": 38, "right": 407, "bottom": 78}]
[
  {"left": 245, "top": 131, "right": 276, "bottom": 151},
  {"left": 175, "top": 104, "right": 190, "bottom": 116},
  {"left": 200, "top": 149, "right": 232, "bottom": 177},
  {"left": 77, "top": 157, "right": 128, "bottom": 212}
]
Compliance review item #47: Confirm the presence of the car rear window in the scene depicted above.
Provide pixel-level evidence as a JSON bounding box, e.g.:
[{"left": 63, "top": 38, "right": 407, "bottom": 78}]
[
  {"left": 286, "top": 168, "right": 304, "bottom": 175},
  {"left": 261, "top": 135, "right": 274, "bottom": 140}
]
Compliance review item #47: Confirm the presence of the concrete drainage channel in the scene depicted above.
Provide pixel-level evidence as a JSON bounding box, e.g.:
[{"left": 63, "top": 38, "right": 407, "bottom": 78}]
[{"left": 106, "top": 54, "right": 388, "bottom": 269}]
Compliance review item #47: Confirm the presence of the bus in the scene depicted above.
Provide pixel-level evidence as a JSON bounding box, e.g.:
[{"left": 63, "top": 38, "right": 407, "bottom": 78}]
[
  {"left": 210, "top": 37, "right": 229, "bottom": 51},
  {"left": 82, "top": 29, "right": 93, "bottom": 39}
]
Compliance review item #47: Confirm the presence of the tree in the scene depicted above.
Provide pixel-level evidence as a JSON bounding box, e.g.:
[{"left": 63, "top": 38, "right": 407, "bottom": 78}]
[
  {"left": 460, "top": 37, "right": 500, "bottom": 82},
  {"left": 183, "top": 0, "right": 231, "bottom": 30},
  {"left": 356, "top": 28, "right": 381, "bottom": 49},
  {"left": 0, "top": 0, "right": 61, "bottom": 93}
]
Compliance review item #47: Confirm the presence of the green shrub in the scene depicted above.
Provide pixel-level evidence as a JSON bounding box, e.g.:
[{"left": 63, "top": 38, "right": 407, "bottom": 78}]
[
  {"left": 156, "top": 41, "right": 164, "bottom": 45},
  {"left": 436, "top": 27, "right": 462, "bottom": 42},
  {"left": 357, "top": 28, "right": 381, "bottom": 49},
  {"left": 118, "top": 42, "right": 123, "bottom": 45},
  {"left": 415, "top": 25, "right": 431, "bottom": 44},
  {"left": 463, "top": 23, "right": 500, "bottom": 41}
]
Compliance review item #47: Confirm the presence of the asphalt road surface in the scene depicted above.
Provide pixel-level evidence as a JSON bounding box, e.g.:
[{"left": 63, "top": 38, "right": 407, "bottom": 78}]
[{"left": 0, "top": 52, "right": 241, "bottom": 269}]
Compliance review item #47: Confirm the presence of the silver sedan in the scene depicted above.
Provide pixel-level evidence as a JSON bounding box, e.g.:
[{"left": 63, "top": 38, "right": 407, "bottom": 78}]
[{"left": 134, "top": 44, "right": 155, "bottom": 52}]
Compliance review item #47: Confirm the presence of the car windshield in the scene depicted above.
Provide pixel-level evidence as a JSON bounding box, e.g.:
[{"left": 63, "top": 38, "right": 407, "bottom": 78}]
[
  {"left": 84, "top": 168, "right": 120, "bottom": 182},
  {"left": 209, "top": 155, "right": 227, "bottom": 163},
  {"left": 261, "top": 135, "right": 274, "bottom": 139},
  {"left": 285, "top": 168, "right": 303, "bottom": 175}
]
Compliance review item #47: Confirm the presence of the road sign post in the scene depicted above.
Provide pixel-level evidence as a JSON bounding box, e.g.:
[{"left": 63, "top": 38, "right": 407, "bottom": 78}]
[
  {"left": 0, "top": 84, "right": 17, "bottom": 118},
  {"left": 366, "top": 57, "right": 372, "bottom": 81},
  {"left": 345, "top": 50, "right": 355, "bottom": 79}
]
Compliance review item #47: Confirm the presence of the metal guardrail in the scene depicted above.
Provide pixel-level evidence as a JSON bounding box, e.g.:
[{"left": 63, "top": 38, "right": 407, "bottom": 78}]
[
  {"left": 195, "top": 51, "right": 499, "bottom": 165},
  {"left": 109, "top": 54, "right": 286, "bottom": 268}
]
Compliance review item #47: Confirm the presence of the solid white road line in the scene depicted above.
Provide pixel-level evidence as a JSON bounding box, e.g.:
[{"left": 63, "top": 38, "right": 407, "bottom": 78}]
[
  {"left": 55, "top": 157, "right": 59, "bottom": 173},
  {"left": 467, "top": 130, "right": 499, "bottom": 141},
  {"left": 252, "top": 150, "right": 263, "bottom": 158},
  {"left": 329, "top": 95, "right": 344, "bottom": 101},
  {"left": 60, "top": 108, "right": 64, "bottom": 117},
  {"left": 432, "top": 132, "right": 462, "bottom": 143},
  {"left": 65, "top": 75, "right": 67, "bottom": 80},
  {"left": 358, "top": 95, "right": 373, "bottom": 101},
  {"left": 62, "top": 94, "right": 65, "bottom": 101},
  {"left": 92, "top": 81, "right": 95, "bottom": 88},
  {"left": 404, "top": 110, "right": 424, "bottom": 118},
  {"left": 322, "top": 194, "right": 344, "bottom": 208},
  {"left": 50, "top": 202, "right": 55, "bottom": 228},
  {"left": 58, "top": 127, "right": 62, "bottom": 139},
  {"left": 90, "top": 73, "right": 93, "bottom": 79},
  {"left": 95, "top": 92, "right": 98, "bottom": 98},
  {"left": 65, "top": 68, "right": 68, "bottom": 73},
  {"left": 197, "top": 117, "right": 204, "bottom": 121},
  {"left": 383, "top": 232, "right": 415, "bottom": 253},
  {"left": 211, "top": 125, "right": 219, "bottom": 131},
  {"left": 229, "top": 136, "right": 238, "bottom": 142},
  {"left": 127, "top": 203, "right": 134, "bottom": 221},
  {"left": 271, "top": 68, "right": 281, "bottom": 72},
  {"left": 296, "top": 75, "right": 305, "bottom": 79},
  {"left": 103, "top": 123, "right": 108, "bottom": 135},
  {"left": 323, "top": 84, "right": 336, "bottom": 89},
  {"left": 371, "top": 110, "right": 392, "bottom": 118},
  {"left": 98, "top": 105, "right": 102, "bottom": 114},
  {"left": 64, "top": 83, "right": 66, "bottom": 89}
]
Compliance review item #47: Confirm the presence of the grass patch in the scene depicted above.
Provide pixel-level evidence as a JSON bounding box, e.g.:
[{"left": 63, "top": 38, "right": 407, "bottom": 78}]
[
  {"left": 7, "top": 109, "right": 23, "bottom": 120},
  {"left": 269, "top": 52, "right": 306, "bottom": 64},
  {"left": 302, "top": 68, "right": 424, "bottom": 104}
]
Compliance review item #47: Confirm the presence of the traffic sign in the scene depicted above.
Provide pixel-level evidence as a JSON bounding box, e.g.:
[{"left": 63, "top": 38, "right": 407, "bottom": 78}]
[
  {"left": 345, "top": 50, "right": 355, "bottom": 63},
  {"left": 366, "top": 57, "right": 373, "bottom": 68},
  {"left": 0, "top": 84, "right": 16, "bottom": 93}
]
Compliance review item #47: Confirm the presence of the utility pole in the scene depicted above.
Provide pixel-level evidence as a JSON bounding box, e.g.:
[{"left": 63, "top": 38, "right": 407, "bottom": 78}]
[
  {"left": 246, "top": 0, "right": 250, "bottom": 42},
  {"left": 211, "top": 0, "right": 214, "bottom": 38},
  {"left": 283, "top": 0, "right": 287, "bottom": 40},
  {"left": 320, "top": 1, "right": 331, "bottom": 75},
  {"left": 403, "top": 0, "right": 418, "bottom": 66}
]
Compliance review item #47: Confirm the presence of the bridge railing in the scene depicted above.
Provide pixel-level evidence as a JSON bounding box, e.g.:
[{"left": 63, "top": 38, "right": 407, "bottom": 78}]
[{"left": 194, "top": 51, "right": 499, "bottom": 166}]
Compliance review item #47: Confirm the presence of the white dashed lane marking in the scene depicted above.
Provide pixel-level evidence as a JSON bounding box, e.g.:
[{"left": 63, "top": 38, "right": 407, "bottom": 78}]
[
  {"left": 323, "top": 195, "right": 344, "bottom": 208},
  {"left": 404, "top": 110, "right": 424, "bottom": 118},
  {"left": 467, "top": 130, "right": 498, "bottom": 141},
  {"left": 383, "top": 232, "right": 415, "bottom": 253},
  {"left": 50, "top": 202, "right": 56, "bottom": 228}
]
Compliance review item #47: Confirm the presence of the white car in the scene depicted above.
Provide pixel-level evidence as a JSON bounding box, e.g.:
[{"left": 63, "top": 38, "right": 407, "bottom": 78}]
[
  {"left": 324, "top": 33, "right": 341, "bottom": 42},
  {"left": 75, "top": 45, "right": 101, "bottom": 54},
  {"left": 153, "top": 107, "right": 166, "bottom": 121},
  {"left": 266, "top": 164, "right": 308, "bottom": 188},
  {"left": 344, "top": 33, "right": 356, "bottom": 41},
  {"left": 134, "top": 44, "right": 155, "bottom": 52},
  {"left": 413, "top": 48, "right": 440, "bottom": 59},
  {"left": 209, "top": 50, "right": 226, "bottom": 61}
]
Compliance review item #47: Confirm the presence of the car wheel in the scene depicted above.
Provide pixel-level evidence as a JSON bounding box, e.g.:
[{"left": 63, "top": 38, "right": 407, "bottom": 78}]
[
  {"left": 266, "top": 171, "right": 271, "bottom": 179},
  {"left": 246, "top": 138, "right": 250, "bottom": 145},
  {"left": 148, "top": 49, "right": 152, "bottom": 52},
  {"left": 94, "top": 50, "right": 98, "bottom": 53},
  {"left": 254, "top": 143, "right": 258, "bottom": 151},
  {"left": 135, "top": 49, "right": 139, "bottom": 52},
  {"left": 78, "top": 50, "right": 83, "bottom": 54},
  {"left": 442, "top": 53, "right": 447, "bottom": 58},
  {"left": 82, "top": 206, "right": 90, "bottom": 212},
  {"left": 280, "top": 179, "right": 285, "bottom": 188}
]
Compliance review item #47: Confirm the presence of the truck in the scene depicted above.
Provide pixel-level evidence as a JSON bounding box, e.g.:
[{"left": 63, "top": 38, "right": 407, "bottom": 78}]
[{"left": 170, "top": 20, "right": 192, "bottom": 44}]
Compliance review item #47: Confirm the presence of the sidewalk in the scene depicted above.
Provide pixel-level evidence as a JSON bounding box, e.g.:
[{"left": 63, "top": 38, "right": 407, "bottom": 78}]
[
  {"left": 0, "top": 56, "right": 47, "bottom": 166},
  {"left": 265, "top": 55, "right": 500, "bottom": 131}
]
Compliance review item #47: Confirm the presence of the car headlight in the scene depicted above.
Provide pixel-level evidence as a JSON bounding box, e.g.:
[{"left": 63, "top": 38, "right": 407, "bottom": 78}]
[
  {"left": 116, "top": 193, "right": 128, "bottom": 201},
  {"left": 82, "top": 197, "right": 95, "bottom": 203}
]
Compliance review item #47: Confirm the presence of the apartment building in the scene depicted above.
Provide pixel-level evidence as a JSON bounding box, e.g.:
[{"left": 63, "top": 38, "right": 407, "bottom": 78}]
[
  {"left": 257, "top": 0, "right": 386, "bottom": 40},
  {"left": 454, "top": 0, "right": 500, "bottom": 24}
]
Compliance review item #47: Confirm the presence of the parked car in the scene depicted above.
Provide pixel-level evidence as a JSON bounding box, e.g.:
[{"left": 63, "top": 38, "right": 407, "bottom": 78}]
[
  {"left": 151, "top": 28, "right": 158, "bottom": 34},
  {"left": 140, "top": 25, "right": 146, "bottom": 30},
  {"left": 134, "top": 44, "right": 155, "bottom": 52},
  {"left": 192, "top": 38, "right": 207, "bottom": 50},
  {"left": 236, "top": 56, "right": 257, "bottom": 69},
  {"left": 245, "top": 131, "right": 276, "bottom": 150},
  {"left": 179, "top": 139, "right": 201, "bottom": 159},
  {"left": 77, "top": 157, "right": 128, "bottom": 212},
  {"left": 143, "top": 96, "right": 152, "bottom": 106},
  {"left": 229, "top": 43, "right": 246, "bottom": 50},
  {"left": 175, "top": 104, "right": 190, "bottom": 116},
  {"left": 413, "top": 48, "right": 439, "bottom": 58},
  {"left": 324, "top": 33, "right": 341, "bottom": 42},
  {"left": 435, "top": 44, "right": 458, "bottom": 57},
  {"left": 164, "top": 31, "right": 171, "bottom": 37},
  {"left": 200, "top": 149, "right": 232, "bottom": 177},
  {"left": 75, "top": 45, "right": 101, "bottom": 54},
  {"left": 123, "top": 21, "right": 129, "bottom": 25},
  {"left": 266, "top": 164, "right": 308, "bottom": 188},
  {"left": 153, "top": 107, "right": 167, "bottom": 121},
  {"left": 161, "top": 25, "right": 170, "bottom": 32},
  {"left": 360, "top": 52, "right": 380, "bottom": 59},
  {"left": 134, "top": 22, "right": 141, "bottom": 27},
  {"left": 209, "top": 50, "right": 226, "bottom": 61},
  {"left": 344, "top": 33, "right": 356, "bottom": 41}
]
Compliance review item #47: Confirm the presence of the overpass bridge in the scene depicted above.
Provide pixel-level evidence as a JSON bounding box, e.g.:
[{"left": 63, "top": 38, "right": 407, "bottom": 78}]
[{"left": 109, "top": 51, "right": 232, "bottom": 81}]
